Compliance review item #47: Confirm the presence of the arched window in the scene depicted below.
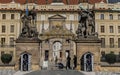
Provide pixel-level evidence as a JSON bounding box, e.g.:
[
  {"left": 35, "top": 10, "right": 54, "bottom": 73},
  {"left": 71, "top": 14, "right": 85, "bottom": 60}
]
[{"left": 109, "top": 14, "right": 113, "bottom": 20}]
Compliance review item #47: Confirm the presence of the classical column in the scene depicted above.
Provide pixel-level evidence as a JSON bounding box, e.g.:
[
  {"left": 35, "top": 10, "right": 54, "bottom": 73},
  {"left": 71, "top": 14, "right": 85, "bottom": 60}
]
[
  {"left": 28, "top": 55, "right": 31, "bottom": 71},
  {"left": 84, "top": 54, "right": 86, "bottom": 71},
  {"left": 92, "top": 55, "right": 94, "bottom": 71},
  {"left": 20, "top": 55, "right": 23, "bottom": 71}
]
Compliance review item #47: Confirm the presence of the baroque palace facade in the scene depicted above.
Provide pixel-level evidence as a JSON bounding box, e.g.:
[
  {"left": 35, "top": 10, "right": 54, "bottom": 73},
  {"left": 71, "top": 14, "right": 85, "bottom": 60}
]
[{"left": 0, "top": 0, "right": 120, "bottom": 72}]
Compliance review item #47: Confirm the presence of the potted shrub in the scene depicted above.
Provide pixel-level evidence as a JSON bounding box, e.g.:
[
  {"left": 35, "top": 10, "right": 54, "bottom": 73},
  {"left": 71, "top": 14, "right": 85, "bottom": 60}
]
[
  {"left": 1, "top": 54, "right": 12, "bottom": 64},
  {"left": 105, "top": 52, "right": 116, "bottom": 64}
]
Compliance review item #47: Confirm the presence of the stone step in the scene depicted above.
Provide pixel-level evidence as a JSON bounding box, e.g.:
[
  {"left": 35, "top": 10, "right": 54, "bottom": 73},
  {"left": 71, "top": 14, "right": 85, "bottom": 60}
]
[{"left": 13, "top": 71, "right": 32, "bottom": 75}]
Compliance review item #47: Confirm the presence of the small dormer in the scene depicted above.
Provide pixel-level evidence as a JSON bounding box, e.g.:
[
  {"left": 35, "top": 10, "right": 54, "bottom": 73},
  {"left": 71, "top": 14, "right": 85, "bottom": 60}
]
[
  {"left": 100, "top": 0, "right": 105, "bottom": 3},
  {"left": 51, "top": 0, "right": 64, "bottom": 5},
  {"left": 11, "top": 0, "right": 15, "bottom": 3}
]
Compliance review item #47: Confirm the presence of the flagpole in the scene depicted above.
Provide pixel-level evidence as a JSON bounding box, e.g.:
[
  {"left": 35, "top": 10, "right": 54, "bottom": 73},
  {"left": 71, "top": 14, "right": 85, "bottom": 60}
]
[{"left": 25, "top": 0, "right": 29, "bottom": 16}]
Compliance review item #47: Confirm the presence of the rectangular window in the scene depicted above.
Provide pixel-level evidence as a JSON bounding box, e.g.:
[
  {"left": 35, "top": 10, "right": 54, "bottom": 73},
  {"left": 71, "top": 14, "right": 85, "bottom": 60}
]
[
  {"left": 45, "top": 50, "right": 49, "bottom": 61},
  {"left": 101, "top": 26, "right": 105, "bottom": 33},
  {"left": 1, "top": 38, "right": 5, "bottom": 46},
  {"left": 10, "top": 51, "right": 13, "bottom": 56},
  {"left": 109, "top": 26, "right": 114, "bottom": 33},
  {"left": 1, "top": 51, "right": 5, "bottom": 55},
  {"left": 118, "top": 14, "right": 120, "bottom": 20},
  {"left": 101, "top": 51, "right": 106, "bottom": 61},
  {"left": 100, "top": 14, "right": 104, "bottom": 20},
  {"left": 118, "top": 38, "right": 120, "bottom": 48},
  {"left": 101, "top": 38, "right": 105, "bottom": 48},
  {"left": 2, "top": 25, "right": 5, "bottom": 33},
  {"left": 109, "top": 14, "right": 113, "bottom": 20},
  {"left": 118, "top": 26, "right": 120, "bottom": 33},
  {"left": 10, "top": 25, "right": 14, "bottom": 33},
  {"left": 60, "top": 52, "right": 62, "bottom": 58},
  {"left": 10, "top": 37, "right": 14, "bottom": 47},
  {"left": 110, "top": 38, "right": 114, "bottom": 48},
  {"left": 2, "top": 14, "right": 6, "bottom": 19},
  {"left": 11, "top": 14, "right": 15, "bottom": 19}
]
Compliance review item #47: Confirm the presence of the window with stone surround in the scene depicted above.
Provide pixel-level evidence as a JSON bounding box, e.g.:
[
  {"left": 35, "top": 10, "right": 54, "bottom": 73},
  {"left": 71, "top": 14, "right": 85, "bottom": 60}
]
[
  {"left": 118, "top": 14, "right": 120, "bottom": 20},
  {"left": 101, "top": 26, "right": 105, "bottom": 33},
  {"left": 2, "top": 25, "right": 6, "bottom": 33},
  {"left": 1, "top": 51, "right": 5, "bottom": 55},
  {"left": 1, "top": 38, "right": 5, "bottom": 47},
  {"left": 101, "top": 38, "right": 105, "bottom": 48},
  {"left": 10, "top": 25, "right": 14, "bottom": 33},
  {"left": 100, "top": 14, "right": 104, "bottom": 20},
  {"left": 109, "top": 26, "right": 114, "bottom": 33},
  {"left": 10, "top": 51, "right": 13, "bottom": 56},
  {"left": 11, "top": 14, "right": 15, "bottom": 19},
  {"left": 109, "top": 14, "right": 113, "bottom": 20},
  {"left": 110, "top": 38, "right": 114, "bottom": 48},
  {"left": 10, "top": 37, "right": 14, "bottom": 47},
  {"left": 118, "top": 38, "right": 120, "bottom": 48},
  {"left": 45, "top": 50, "right": 49, "bottom": 61},
  {"left": 101, "top": 51, "right": 106, "bottom": 61},
  {"left": 2, "top": 14, "right": 6, "bottom": 19},
  {"left": 118, "top": 26, "right": 120, "bottom": 33}
]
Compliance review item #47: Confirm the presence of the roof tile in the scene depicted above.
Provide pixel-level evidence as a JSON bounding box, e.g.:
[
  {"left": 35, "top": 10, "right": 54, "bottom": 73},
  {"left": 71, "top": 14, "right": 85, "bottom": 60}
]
[{"left": 0, "top": 0, "right": 107, "bottom": 4}]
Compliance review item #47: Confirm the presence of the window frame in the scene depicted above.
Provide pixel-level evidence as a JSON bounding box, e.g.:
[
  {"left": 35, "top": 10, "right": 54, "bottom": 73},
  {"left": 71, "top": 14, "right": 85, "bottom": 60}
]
[
  {"left": 118, "top": 26, "right": 120, "bottom": 33},
  {"left": 109, "top": 14, "right": 113, "bottom": 20},
  {"left": 101, "top": 38, "right": 105, "bottom": 48},
  {"left": 110, "top": 38, "right": 114, "bottom": 48},
  {"left": 101, "top": 26, "right": 105, "bottom": 33},
  {"left": 100, "top": 14, "right": 104, "bottom": 20},
  {"left": 2, "top": 25, "right": 6, "bottom": 33},
  {"left": 1, "top": 38, "right": 5, "bottom": 46},
  {"left": 2, "top": 14, "right": 6, "bottom": 19},
  {"left": 118, "top": 14, "right": 120, "bottom": 20},
  {"left": 109, "top": 26, "right": 114, "bottom": 33},
  {"left": 11, "top": 14, "right": 15, "bottom": 19},
  {"left": 9, "top": 37, "right": 14, "bottom": 47},
  {"left": 10, "top": 25, "right": 14, "bottom": 33},
  {"left": 118, "top": 38, "right": 120, "bottom": 48}
]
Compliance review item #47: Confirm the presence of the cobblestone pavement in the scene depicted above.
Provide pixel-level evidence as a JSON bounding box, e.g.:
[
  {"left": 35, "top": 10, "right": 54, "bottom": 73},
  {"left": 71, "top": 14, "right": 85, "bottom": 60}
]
[
  {"left": 0, "top": 69, "right": 120, "bottom": 75},
  {"left": 81, "top": 71, "right": 120, "bottom": 75},
  {"left": 0, "top": 69, "right": 15, "bottom": 75},
  {"left": 25, "top": 70, "right": 85, "bottom": 75}
]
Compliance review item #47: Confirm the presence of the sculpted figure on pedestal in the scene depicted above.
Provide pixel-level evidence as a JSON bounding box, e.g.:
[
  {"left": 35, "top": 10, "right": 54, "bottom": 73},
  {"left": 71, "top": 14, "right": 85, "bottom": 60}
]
[
  {"left": 77, "top": 4, "right": 95, "bottom": 38},
  {"left": 20, "top": 7, "right": 38, "bottom": 38}
]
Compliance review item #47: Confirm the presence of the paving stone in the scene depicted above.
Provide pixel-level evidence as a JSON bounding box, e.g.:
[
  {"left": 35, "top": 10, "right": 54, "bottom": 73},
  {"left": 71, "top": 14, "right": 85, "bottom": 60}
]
[{"left": 25, "top": 70, "right": 85, "bottom": 75}]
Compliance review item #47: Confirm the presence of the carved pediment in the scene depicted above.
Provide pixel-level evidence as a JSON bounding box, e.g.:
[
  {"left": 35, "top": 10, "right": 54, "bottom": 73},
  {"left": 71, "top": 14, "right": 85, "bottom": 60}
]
[{"left": 48, "top": 14, "right": 66, "bottom": 20}]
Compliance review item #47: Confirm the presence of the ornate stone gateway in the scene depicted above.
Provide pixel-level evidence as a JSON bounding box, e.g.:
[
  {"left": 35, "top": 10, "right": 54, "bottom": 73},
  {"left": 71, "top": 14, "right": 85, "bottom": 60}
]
[{"left": 40, "top": 14, "right": 75, "bottom": 68}]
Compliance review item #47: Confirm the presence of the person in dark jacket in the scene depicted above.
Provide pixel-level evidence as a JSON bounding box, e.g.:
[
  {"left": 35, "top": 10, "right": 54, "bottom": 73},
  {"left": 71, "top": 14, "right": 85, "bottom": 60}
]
[{"left": 73, "top": 55, "right": 77, "bottom": 69}]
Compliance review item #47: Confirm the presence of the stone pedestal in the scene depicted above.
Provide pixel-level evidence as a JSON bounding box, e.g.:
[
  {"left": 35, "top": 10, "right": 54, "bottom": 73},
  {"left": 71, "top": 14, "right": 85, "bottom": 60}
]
[
  {"left": 15, "top": 38, "right": 40, "bottom": 71},
  {"left": 74, "top": 36, "right": 101, "bottom": 71}
]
